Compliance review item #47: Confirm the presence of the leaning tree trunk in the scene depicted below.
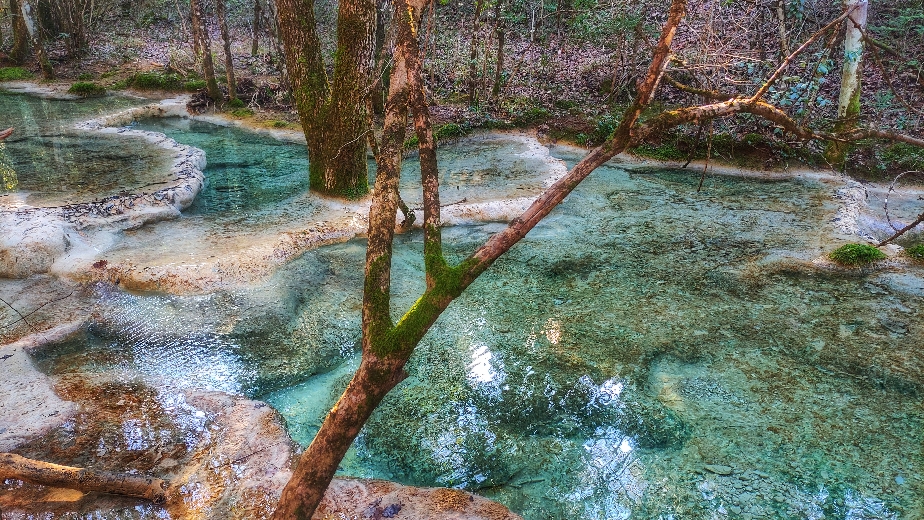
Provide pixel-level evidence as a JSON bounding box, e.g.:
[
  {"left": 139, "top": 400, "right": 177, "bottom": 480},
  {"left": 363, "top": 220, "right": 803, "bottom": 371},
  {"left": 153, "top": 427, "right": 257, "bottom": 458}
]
[
  {"left": 276, "top": 0, "right": 376, "bottom": 198},
  {"left": 191, "top": 0, "right": 222, "bottom": 102},
  {"left": 216, "top": 0, "right": 237, "bottom": 101},
  {"left": 18, "top": 0, "right": 51, "bottom": 78},
  {"left": 271, "top": 0, "right": 689, "bottom": 517},
  {"left": 825, "top": 0, "right": 868, "bottom": 169}
]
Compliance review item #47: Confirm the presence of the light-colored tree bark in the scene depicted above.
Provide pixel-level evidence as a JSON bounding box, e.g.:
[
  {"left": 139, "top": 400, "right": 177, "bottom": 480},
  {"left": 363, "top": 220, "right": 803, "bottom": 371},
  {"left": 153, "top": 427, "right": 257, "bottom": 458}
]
[
  {"left": 275, "top": 0, "right": 377, "bottom": 198},
  {"left": 216, "top": 0, "right": 237, "bottom": 101},
  {"left": 826, "top": 0, "right": 869, "bottom": 168},
  {"left": 18, "top": 0, "right": 51, "bottom": 78},
  {"left": 0, "top": 453, "right": 167, "bottom": 503}
]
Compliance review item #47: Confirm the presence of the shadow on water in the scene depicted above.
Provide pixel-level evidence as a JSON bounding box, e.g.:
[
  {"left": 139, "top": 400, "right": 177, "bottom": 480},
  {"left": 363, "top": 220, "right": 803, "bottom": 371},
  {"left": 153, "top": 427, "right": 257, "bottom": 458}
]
[{"left": 18, "top": 115, "right": 924, "bottom": 519}]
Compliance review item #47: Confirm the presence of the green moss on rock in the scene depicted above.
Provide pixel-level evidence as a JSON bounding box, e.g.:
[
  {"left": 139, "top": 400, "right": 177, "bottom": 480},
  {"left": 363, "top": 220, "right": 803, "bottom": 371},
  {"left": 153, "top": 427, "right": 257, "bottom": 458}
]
[
  {"left": 905, "top": 244, "right": 924, "bottom": 262},
  {"left": 829, "top": 244, "right": 886, "bottom": 266},
  {"left": 67, "top": 81, "right": 106, "bottom": 97}
]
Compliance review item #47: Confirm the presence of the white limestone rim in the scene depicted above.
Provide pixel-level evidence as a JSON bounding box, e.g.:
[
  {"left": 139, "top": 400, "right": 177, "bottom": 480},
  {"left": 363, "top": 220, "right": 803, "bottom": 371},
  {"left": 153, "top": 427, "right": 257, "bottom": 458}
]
[{"left": 0, "top": 96, "right": 206, "bottom": 278}]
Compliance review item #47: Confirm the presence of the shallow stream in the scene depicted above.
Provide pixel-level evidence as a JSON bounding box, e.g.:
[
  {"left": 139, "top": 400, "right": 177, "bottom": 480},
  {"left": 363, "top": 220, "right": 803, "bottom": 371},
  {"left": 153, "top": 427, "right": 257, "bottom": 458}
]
[{"left": 3, "top": 91, "right": 923, "bottom": 519}]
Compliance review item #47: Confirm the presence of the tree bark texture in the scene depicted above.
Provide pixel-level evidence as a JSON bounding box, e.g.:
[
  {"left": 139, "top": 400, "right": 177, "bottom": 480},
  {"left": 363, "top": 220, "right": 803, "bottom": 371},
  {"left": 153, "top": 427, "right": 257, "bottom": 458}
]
[
  {"left": 18, "top": 0, "right": 51, "bottom": 78},
  {"left": 8, "top": 0, "right": 29, "bottom": 64},
  {"left": 467, "top": 0, "right": 486, "bottom": 105},
  {"left": 270, "top": 1, "right": 424, "bottom": 515},
  {"left": 826, "top": 0, "right": 868, "bottom": 168},
  {"left": 191, "top": 0, "right": 222, "bottom": 101},
  {"left": 275, "top": 0, "right": 376, "bottom": 198},
  {"left": 216, "top": 0, "right": 237, "bottom": 100},
  {"left": 251, "top": 0, "right": 261, "bottom": 56},
  {"left": 0, "top": 453, "right": 167, "bottom": 503},
  {"left": 491, "top": 0, "right": 505, "bottom": 100}
]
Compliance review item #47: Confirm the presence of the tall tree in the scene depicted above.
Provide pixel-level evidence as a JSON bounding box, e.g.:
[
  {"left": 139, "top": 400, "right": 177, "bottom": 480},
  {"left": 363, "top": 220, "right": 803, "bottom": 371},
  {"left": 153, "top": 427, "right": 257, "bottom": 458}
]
[
  {"left": 8, "top": 0, "right": 29, "bottom": 64},
  {"left": 275, "top": 0, "right": 377, "bottom": 198},
  {"left": 18, "top": 0, "right": 51, "bottom": 78},
  {"left": 190, "top": 0, "right": 222, "bottom": 102},
  {"left": 215, "top": 0, "right": 237, "bottom": 102},
  {"left": 467, "top": 0, "right": 486, "bottom": 105},
  {"left": 251, "top": 0, "right": 261, "bottom": 56},
  {"left": 825, "top": 0, "right": 869, "bottom": 168}
]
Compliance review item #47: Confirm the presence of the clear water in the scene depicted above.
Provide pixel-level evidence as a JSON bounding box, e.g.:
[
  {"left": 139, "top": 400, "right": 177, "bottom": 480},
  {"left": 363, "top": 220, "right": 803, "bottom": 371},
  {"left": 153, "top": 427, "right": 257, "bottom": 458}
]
[
  {"left": 130, "top": 117, "right": 312, "bottom": 217},
  {"left": 28, "top": 139, "right": 924, "bottom": 519},
  {"left": 0, "top": 91, "right": 172, "bottom": 207}
]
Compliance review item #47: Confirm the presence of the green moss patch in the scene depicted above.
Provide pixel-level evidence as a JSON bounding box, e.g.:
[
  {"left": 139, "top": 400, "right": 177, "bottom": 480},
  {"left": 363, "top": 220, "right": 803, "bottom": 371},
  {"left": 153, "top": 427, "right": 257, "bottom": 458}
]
[
  {"left": 829, "top": 244, "right": 886, "bottom": 266},
  {"left": 184, "top": 79, "right": 207, "bottom": 92},
  {"left": 67, "top": 82, "right": 106, "bottom": 97},
  {"left": 0, "top": 67, "right": 33, "bottom": 81},
  {"left": 906, "top": 244, "right": 924, "bottom": 262},
  {"left": 128, "top": 71, "right": 184, "bottom": 91}
]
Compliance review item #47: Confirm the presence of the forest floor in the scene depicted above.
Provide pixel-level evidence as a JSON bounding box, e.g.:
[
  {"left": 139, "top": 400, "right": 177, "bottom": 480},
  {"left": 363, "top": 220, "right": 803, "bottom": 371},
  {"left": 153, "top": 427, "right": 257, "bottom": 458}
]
[{"left": 2, "top": 19, "right": 923, "bottom": 181}]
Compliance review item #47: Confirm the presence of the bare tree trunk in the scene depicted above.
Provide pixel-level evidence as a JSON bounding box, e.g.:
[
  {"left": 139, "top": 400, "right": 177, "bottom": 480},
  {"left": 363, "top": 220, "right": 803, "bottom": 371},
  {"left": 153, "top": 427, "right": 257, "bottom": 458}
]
[
  {"left": 776, "top": 0, "right": 789, "bottom": 60},
  {"left": 190, "top": 0, "right": 202, "bottom": 56},
  {"left": 18, "top": 0, "right": 52, "bottom": 78},
  {"left": 275, "top": 0, "right": 376, "bottom": 198},
  {"left": 251, "top": 0, "right": 261, "bottom": 56},
  {"left": 191, "top": 0, "right": 222, "bottom": 102},
  {"left": 467, "top": 0, "right": 485, "bottom": 105},
  {"left": 216, "top": 0, "right": 237, "bottom": 101},
  {"left": 490, "top": 0, "right": 505, "bottom": 100},
  {"left": 0, "top": 453, "right": 167, "bottom": 503},
  {"left": 825, "top": 0, "right": 868, "bottom": 169}
]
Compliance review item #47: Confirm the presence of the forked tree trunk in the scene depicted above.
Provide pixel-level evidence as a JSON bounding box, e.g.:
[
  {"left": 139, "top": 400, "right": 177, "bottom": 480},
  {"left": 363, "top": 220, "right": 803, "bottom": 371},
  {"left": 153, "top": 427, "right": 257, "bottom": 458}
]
[
  {"left": 275, "top": 0, "right": 376, "bottom": 198},
  {"left": 270, "top": 1, "right": 689, "bottom": 518},
  {"left": 270, "top": 1, "right": 924, "bottom": 517},
  {"left": 18, "top": 0, "right": 51, "bottom": 78},
  {"left": 191, "top": 0, "right": 222, "bottom": 102},
  {"left": 216, "top": 0, "right": 237, "bottom": 101},
  {"left": 825, "top": 0, "right": 868, "bottom": 169}
]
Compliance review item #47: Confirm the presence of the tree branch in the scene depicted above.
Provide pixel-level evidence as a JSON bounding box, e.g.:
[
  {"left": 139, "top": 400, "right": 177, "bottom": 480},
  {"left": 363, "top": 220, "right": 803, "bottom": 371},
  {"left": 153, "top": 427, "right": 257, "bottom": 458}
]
[
  {"left": 0, "top": 453, "right": 167, "bottom": 503},
  {"left": 748, "top": 8, "right": 852, "bottom": 103}
]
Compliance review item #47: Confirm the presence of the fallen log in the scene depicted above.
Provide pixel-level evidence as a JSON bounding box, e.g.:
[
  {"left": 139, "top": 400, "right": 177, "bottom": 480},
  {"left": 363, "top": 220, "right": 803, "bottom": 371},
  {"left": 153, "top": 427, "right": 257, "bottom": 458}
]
[
  {"left": 0, "top": 127, "right": 13, "bottom": 140},
  {"left": 0, "top": 453, "right": 167, "bottom": 503}
]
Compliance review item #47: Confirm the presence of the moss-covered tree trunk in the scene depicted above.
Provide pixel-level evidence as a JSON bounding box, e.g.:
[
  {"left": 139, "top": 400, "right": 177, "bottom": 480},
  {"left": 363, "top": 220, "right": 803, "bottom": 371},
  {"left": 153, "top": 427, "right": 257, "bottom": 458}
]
[
  {"left": 216, "top": 0, "right": 237, "bottom": 101},
  {"left": 190, "top": 0, "right": 222, "bottom": 102},
  {"left": 825, "top": 0, "right": 868, "bottom": 169},
  {"left": 8, "top": 0, "right": 29, "bottom": 64},
  {"left": 270, "top": 1, "right": 690, "bottom": 518},
  {"left": 276, "top": 0, "right": 376, "bottom": 198}
]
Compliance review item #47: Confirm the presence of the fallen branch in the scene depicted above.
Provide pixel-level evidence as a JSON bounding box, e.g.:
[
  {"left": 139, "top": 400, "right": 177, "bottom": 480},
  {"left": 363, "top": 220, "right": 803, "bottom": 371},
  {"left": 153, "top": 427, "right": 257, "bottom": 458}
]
[
  {"left": 0, "top": 127, "right": 13, "bottom": 140},
  {"left": 0, "top": 453, "right": 168, "bottom": 503}
]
